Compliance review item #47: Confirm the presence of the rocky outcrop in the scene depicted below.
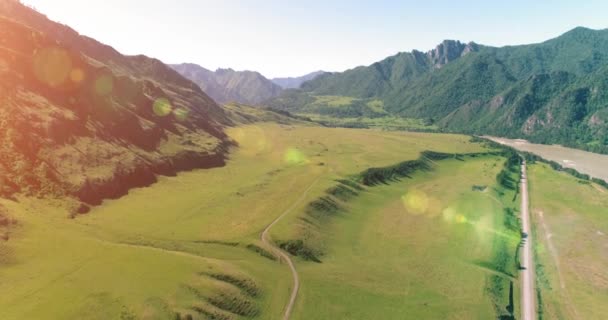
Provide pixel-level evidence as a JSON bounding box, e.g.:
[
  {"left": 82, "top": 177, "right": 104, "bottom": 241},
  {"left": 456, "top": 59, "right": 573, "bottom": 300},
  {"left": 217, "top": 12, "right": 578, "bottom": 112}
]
[{"left": 426, "top": 40, "right": 479, "bottom": 68}]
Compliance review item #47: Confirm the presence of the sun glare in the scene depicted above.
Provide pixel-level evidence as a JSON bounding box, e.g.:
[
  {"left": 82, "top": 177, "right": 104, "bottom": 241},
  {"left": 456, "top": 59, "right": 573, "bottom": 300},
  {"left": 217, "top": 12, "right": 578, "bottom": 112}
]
[
  {"left": 153, "top": 98, "right": 173, "bottom": 117},
  {"left": 32, "top": 47, "right": 72, "bottom": 87}
]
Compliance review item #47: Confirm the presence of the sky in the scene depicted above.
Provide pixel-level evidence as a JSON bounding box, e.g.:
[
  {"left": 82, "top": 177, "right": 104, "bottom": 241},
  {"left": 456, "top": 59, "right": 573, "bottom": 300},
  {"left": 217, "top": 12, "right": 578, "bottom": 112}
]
[{"left": 22, "top": 0, "right": 608, "bottom": 78}]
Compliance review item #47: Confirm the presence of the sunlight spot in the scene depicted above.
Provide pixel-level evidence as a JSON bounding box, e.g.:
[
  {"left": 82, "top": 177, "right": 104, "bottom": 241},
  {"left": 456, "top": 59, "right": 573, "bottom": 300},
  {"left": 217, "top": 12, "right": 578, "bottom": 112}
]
[
  {"left": 401, "top": 190, "right": 429, "bottom": 215},
  {"left": 153, "top": 98, "right": 173, "bottom": 116},
  {"left": 256, "top": 139, "right": 269, "bottom": 153},
  {"left": 173, "top": 108, "right": 189, "bottom": 121},
  {"left": 231, "top": 127, "right": 245, "bottom": 141},
  {"left": 456, "top": 214, "right": 468, "bottom": 224},
  {"left": 229, "top": 126, "right": 272, "bottom": 157},
  {"left": 32, "top": 47, "right": 72, "bottom": 87},
  {"left": 472, "top": 214, "right": 493, "bottom": 241},
  {"left": 70, "top": 68, "right": 85, "bottom": 83},
  {"left": 284, "top": 147, "right": 307, "bottom": 165},
  {"left": 94, "top": 75, "right": 113, "bottom": 96},
  {"left": 442, "top": 207, "right": 456, "bottom": 222}
]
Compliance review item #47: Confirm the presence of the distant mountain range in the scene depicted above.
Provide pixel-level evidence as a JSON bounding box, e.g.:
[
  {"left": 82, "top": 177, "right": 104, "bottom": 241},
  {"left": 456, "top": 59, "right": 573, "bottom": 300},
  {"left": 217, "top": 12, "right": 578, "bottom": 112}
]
[
  {"left": 171, "top": 64, "right": 325, "bottom": 105},
  {"left": 271, "top": 71, "right": 326, "bottom": 89},
  {"left": 267, "top": 27, "right": 608, "bottom": 153},
  {"left": 170, "top": 63, "right": 281, "bottom": 105},
  {"left": 0, "top": 1, "right": 231, "bottom": 206},
  {"left": 3, "top": 0, "right": 608, "bottom": 210}
]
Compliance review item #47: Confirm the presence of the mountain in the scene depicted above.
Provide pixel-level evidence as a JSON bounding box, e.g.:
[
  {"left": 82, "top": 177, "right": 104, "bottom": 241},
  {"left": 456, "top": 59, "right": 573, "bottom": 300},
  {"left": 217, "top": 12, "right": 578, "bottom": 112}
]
[
  {"left": 271, "top": 71, "right": 326, "bottom": 89},
  {"left": 0, "top": 1, "right": 232, "bottom": 209},
  {"left": 171, "top": 63, "right": 283, "bottom": 105},
  {"left": 267, "top": 28, "right": 608, "bottom": 153},
  {"left": 294, "top": 40, "right": 481, "bottom": 99}
]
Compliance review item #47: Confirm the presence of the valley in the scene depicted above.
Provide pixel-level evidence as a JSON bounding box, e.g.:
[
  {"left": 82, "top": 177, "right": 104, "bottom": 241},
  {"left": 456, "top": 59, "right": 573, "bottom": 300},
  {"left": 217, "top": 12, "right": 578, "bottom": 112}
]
[
  {"left": 1, "top": 119, "right": 606, "bottom": 319},
  {"left": 1, "top": 123, "right": 499, "bottom": 319},
  {"left": 1, "top": 1, "right": 607, "bottom": 319}
]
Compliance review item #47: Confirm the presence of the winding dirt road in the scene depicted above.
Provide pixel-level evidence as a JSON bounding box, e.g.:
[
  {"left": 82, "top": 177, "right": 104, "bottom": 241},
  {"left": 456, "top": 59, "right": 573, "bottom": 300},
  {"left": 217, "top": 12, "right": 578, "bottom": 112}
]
[
  {"left": 520, "top": 160, "right": 536, "bottom": 320},
  {"left": 261, "top": 178, "right": 319, "bottom": 320}
]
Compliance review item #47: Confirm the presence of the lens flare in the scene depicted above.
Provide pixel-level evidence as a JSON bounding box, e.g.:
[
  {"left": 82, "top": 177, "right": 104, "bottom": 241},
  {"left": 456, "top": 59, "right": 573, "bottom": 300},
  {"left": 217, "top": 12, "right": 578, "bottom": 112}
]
[
  {"left": 94, "top": 75, "right": 113, "bottom": 96},
  {"left": 443, "top": 205, "right": 519, "bottom": 242},
  {"left": 70, "top": 68, "right": 85, "bottom": 83},
  {"left": 229, "top": 126, "right": 271, "bottom": 156},
  {"left": 284, "top": 147, "right": 307, "bottom": 165},
  {"left": 153, "top": 98, "right": 173, "bottom": 116},
  {"left": 401, "top": 190, "right": 429, "bottom": 215},
  {"left": 456, "top": 214, "right": 468, "bottom": 224},
  {"left": 231, "top": 127, "right": 246, "bottom": 142},
  {"left": 32, "top": 47, "right": 72, "bottom": 87},
  {"left": 442, "top": 206, "right": 467, "bottom": 224},
  {"left": 173, "top": 108, "right": 189, "bottom": 121},
  {"left": 442, "top": 207, "right": 456, "bottom": 222}
]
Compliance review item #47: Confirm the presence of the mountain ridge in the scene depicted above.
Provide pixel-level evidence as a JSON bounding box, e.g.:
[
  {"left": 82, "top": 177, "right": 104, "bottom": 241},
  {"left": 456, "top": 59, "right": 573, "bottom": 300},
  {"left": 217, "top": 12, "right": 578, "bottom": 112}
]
[
  {"left": 171, "top": 63, "right": 283, "bottom": 105},
  {"left": 271, "top": 71, "right": 326, "bottom": 89},
  {"left": 267, "top": 26, "right": 608, "bottom": 153}
]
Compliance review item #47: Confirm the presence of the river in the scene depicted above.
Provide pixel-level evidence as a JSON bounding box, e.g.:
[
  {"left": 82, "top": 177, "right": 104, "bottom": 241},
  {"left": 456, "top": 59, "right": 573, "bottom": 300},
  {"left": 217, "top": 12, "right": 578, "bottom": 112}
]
[{"left": 485, "top": 137, "right": 608, "bottom": 181}]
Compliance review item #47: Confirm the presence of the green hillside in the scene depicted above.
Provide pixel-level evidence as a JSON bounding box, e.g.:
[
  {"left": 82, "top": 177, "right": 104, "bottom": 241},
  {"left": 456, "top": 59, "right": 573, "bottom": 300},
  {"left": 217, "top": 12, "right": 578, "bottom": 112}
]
[{"left": 267, "top": 28, "right": 608, "bottom": 153}]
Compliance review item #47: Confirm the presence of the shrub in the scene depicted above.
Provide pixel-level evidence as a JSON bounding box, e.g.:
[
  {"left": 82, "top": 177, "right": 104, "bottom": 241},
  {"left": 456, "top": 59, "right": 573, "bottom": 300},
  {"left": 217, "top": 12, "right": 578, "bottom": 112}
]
[
  {"left": 277, "top": 239, "right": 321, "bottom": 262},
  {"left": 245, "top": 244, "right": 277, "bottom": 261}
]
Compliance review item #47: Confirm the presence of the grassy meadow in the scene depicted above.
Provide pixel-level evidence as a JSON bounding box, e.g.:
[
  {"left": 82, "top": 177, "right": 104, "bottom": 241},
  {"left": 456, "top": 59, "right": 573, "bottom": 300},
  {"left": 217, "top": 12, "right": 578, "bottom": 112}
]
[
  {"left": 0, "top": 122, "right": 517, "bottom": 319},
  {"left": 528, "top": 163, "right": 608, "bottom": 320},
  {"left": 277, "top": 155, "right": 523, "bottom": 320},
  {"left": 300, "top": 114, "right": 437, "bottom": 131}
]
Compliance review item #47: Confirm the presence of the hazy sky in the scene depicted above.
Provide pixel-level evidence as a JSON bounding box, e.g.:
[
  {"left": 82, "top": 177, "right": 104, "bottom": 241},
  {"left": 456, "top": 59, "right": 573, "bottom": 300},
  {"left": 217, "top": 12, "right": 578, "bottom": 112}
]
[{"left": 23, "top": 0, "right": 608, "bottom": 78}]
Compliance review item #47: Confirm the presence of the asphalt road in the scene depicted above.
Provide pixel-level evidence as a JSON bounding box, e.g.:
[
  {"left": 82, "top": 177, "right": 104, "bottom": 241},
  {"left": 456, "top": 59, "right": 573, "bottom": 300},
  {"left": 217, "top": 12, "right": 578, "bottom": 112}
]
[{"left": 520, "top": 160, "right": 536, "bottom": 320}]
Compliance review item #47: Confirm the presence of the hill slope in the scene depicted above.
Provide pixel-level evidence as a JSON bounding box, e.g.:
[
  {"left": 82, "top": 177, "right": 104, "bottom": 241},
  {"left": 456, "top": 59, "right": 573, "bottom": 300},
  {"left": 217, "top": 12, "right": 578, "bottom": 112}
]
[
  {"left": 0, "top": 1, "right": 232, "bottom": 207},
  {"left": 171, "top": 63, "right": 283, "bottom": 105},
  {"left": 268, "top": 28, "right": 608, "bottom": 153}
]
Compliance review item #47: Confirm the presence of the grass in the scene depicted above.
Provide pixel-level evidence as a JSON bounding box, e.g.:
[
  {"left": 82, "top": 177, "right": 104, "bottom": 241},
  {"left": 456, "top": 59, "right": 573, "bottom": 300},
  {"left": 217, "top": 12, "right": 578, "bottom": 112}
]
[
  {"left": 301, "top": 114, "right": 437, "bottom": 131},
  {"left": 528, "top": 163, "right": 608, "bottom": 320},
  {"left": 366, "top": 99, "right": 386, "bottom": 113},
  {"left": 312, "top": 95, "right": 358, "bottom": 107},
  {"left": 0, "top": 123, "right": 491, "bottom": 319},
  {"left": 273, "top": 154, "right": 523, "bottom": 320}
]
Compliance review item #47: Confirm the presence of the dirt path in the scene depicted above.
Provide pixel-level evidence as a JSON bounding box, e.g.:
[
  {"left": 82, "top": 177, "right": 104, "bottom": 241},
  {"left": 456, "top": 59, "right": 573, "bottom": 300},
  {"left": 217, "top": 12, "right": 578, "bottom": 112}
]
[
  {"left": 261, "top": 178, "right": 320, "bottom": 320},
  {"left": 520, "top": 160, "right": 536, "bottom": 320},
  {"left": 536, "top": 211, "right": 565, "bottom": 289},
  {"left": 592, "top": 183, "right": 606, "bottom": 194}
]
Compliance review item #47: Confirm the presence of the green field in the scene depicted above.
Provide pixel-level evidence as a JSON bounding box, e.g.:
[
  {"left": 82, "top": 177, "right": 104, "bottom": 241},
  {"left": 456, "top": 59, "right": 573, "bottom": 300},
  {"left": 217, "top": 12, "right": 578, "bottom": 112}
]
[
  {"left": 3, "top": 3, "right": 608, "bottom": 319},
  {"left": 301, "top": 114, "right": 437, "bottom": 131},
  {"left": 0, "top": 123, "right": 523, "bottom": 319},
  {"left": 273, "top": 154, "right": 523, "bottom": 320},
  {"left": 528, "top": 163, "right": 608, "bottom": 320}
]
